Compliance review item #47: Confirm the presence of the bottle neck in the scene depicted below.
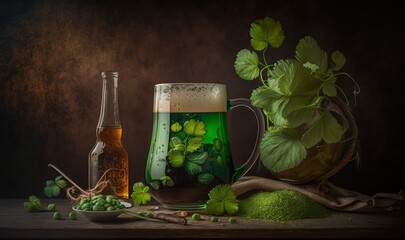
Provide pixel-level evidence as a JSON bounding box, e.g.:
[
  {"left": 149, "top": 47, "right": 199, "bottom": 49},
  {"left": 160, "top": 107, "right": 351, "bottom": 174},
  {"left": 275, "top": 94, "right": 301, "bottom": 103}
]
[{"left": 97, "top": 72, "right": 121, "bottom": 127}]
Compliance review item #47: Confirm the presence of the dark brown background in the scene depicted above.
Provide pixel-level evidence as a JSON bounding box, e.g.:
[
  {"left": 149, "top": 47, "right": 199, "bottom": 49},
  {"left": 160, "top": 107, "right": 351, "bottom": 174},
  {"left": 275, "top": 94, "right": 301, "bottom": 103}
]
[{"left": 0, "top": 0, "right": 404, "bottom": 198}]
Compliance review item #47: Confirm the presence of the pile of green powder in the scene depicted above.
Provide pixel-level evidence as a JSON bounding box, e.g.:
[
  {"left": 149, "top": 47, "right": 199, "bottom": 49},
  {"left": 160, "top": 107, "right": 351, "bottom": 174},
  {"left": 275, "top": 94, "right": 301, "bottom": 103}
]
[{"left": 238, "top": 190, "right": 332, "bottom": 221}]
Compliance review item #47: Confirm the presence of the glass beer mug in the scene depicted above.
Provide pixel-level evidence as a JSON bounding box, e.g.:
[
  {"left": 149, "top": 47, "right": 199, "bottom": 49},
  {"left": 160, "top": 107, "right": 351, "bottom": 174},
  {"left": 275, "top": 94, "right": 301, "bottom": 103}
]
[{"left": 145, "top": 83, "right": 265, "bottom": 210}]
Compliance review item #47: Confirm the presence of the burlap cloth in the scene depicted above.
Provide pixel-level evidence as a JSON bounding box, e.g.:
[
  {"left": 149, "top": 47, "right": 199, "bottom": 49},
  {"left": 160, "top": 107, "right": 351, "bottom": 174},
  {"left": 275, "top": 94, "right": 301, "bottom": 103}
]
[{"left": 232, "top": 176, "right": 404, "bottom": 212}]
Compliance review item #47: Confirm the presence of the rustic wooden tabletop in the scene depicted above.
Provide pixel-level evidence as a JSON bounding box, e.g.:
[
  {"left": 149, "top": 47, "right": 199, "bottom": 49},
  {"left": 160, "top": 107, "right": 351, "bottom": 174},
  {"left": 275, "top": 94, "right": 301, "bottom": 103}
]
[{"left": 0, "top": 198, "right": 404, "bottom": 238}]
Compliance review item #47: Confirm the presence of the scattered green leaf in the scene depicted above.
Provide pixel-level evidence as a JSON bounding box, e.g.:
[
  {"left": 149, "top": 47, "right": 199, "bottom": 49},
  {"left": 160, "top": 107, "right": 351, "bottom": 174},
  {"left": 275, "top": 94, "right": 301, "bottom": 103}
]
[
  {"left": 131, "top": 182, "right": 152, "bottom": 206},
  {"left": 23, "top": 195, "right": 42, "bottom": 212},
  {"left": 206, "top": 184, "right": 239, "bottom": 216}
]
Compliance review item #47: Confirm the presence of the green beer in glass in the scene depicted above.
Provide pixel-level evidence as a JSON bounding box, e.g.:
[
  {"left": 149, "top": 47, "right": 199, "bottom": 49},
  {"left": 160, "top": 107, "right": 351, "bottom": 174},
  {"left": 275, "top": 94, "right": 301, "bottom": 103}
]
[{"left": 145, "top": 83, "right": 264, "bottom": 210}]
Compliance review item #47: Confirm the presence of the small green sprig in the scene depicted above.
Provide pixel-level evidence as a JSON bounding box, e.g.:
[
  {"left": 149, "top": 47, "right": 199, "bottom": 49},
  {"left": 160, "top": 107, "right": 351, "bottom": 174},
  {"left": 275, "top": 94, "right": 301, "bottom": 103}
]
[
  {"left": 131, "top": 182, "right": 152, "bottom": 206},
  {"left": 44, "top": 176, "right": 67, "bottom": 197}
]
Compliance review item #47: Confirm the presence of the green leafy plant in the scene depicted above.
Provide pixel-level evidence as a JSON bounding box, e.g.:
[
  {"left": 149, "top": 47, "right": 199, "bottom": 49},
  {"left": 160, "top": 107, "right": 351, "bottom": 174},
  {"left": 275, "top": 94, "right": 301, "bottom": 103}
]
[
  {"left": 234, "top": 17, "right": 360, "bottom": 173},
  {"left": 23, "top": 195, "right": 42, "bottom": 212},
  {"left": 44, "top": 175, "right": 67, "bottom": 197},
  {"left": 206, "top": 184, "right": 239, "bottom": 216},
  {"left": 131, "top": 182, "right": 152, "bottom": 206}
]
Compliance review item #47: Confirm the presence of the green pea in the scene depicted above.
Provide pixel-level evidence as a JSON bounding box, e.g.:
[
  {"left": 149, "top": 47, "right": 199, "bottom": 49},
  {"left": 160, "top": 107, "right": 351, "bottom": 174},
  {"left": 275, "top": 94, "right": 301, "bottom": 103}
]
[
  {"left": 137, "top": 212, "right": 145, "bottom": 217},
  {"left": 107, "top": 206, "right": 116, "bottom": 211},
  {"left": 93, "top": 205, "right": 105, "bottom": 211},
  {"left": 68, "top": 212, "right": 77, "bottom": 220},
  {"left": 47, "top": 203, "right": 56, "bottom": 211},
  {"left": 210, "top": 217, "right": 219, "bottom": 222},
  {"left": 146, "top": 213, "right": 154, "bottom": 218},
  {"left": 81, "top": 202, "right": 90, "bottom": 209},
  {"left": 229, "top": 218, "right": 237, "bottom": 224},
  {"left": 192, "top": 213, "right": 201, "bottom": 220},
  {"left": 53, "top": 211, "right": 61, "bottom": 220},
  {"left": 96, "top": 198, "right": 106, "bottom": 206},
  {"left": 106, "top": 195, "right": 113, "bottom": 203}
]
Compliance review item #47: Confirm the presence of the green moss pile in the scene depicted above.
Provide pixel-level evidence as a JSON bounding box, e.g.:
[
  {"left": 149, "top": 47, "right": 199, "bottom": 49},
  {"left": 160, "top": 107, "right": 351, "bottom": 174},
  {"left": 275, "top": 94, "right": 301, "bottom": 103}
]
[{"left": 238, "top": 190, "right": 332, "bottom": 221}]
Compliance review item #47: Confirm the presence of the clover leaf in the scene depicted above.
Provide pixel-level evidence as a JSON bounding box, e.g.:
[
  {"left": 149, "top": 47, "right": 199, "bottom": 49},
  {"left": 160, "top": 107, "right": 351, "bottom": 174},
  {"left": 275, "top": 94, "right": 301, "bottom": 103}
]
[
  {"left": 131, "top": 182, "right": 152, "bottom": 206},
  {"left": 183, "top": 119, "right": 206, "bottom": 137},
  {"left": 23, "top": 195, "right": 42, "bottom": 212},
  {"left": 44, "top": 176, "right": 67, "bottom": 198},
  {"left": 206, "top": 184, "right": 239, "bottom": 216}
]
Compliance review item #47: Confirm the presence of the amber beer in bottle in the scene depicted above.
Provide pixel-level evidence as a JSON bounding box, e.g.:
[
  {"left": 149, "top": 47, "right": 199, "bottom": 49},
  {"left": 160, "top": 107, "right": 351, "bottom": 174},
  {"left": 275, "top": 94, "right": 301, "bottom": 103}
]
[{"left": 88, "top": 71, "right": 129, "bottom": 198}]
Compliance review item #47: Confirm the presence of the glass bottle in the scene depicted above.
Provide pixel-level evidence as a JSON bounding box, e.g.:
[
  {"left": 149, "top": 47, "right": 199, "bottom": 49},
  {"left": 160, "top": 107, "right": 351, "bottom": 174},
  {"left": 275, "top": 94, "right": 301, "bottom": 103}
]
[{"left": 88, "top": 71, "right": 129, "bottom": 199}]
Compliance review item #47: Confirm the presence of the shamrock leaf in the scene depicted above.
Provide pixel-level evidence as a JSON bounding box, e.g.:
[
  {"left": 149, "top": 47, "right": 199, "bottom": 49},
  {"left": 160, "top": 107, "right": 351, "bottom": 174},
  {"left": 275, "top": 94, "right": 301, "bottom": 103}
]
[
  {"left": 183, "top": 119, "right": 206, "bottom": 137},
  {"left": 44, "top": 176, "right": 67, "bottom": 197},
  {"left": 171, "top": 122, "right": 182, "bottom": 132},
  {"left": 234, "top": 49, "right": 260, "bottom": 80},
  {"left": 206, "top": 184, "right": 239, "bottom": 216},
  {"left": 250, "top": 17, "right": 285, "bottom": 50},
  {"left": 23, "top": 195, "right": 42, "bottom": 212},
  {"left": 131, "top": 182, "right": 152, "bottom": 206},
  {"left": 260, "top": 127, "right": 307, "bottom": 172}
]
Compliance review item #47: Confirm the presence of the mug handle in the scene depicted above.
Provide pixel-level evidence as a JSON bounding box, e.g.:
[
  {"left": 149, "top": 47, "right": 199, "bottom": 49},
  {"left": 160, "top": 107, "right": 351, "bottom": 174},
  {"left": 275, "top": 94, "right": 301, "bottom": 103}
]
[{"left": 229, "top": 98, "right": 266, "bottom": 182}]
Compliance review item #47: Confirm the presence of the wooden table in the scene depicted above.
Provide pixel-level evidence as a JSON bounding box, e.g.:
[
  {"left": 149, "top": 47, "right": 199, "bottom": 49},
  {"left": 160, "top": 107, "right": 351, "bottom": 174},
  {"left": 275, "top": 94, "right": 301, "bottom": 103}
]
[{"left": 0, "top": 198, "right": 404, "bottom": 238}]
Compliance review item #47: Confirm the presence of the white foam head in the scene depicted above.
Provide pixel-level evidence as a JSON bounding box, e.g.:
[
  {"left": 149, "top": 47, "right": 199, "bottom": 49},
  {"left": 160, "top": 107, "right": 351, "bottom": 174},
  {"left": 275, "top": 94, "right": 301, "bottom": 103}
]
[{"left": 153, "top": 83, "right": 227, "bottom": 113}]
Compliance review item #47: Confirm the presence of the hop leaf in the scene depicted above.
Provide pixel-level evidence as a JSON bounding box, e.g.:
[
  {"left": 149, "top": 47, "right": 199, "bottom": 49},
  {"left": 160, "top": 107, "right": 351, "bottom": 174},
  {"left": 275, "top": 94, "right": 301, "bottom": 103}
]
[
  {"left": 234, "top": 49, "right": 260, "bottom": 80},
  {"left": 296, "top": 36, "right": 328, "bottom": 73},
  {"left": 301, "top": 111, "right": 344, "bottom": 148},
  {"left": 331, "top": 51, "right": 346, "bottom": 71},
  {"left": 260, "top": 127, "right": 307, "bottom": 173},
  {"left": 131, "top": 182, "right": 152, "bottom": 206},
  {"left": 250, "top": 17, "right": 285, "bottom": 50},
  {"left": 206, "top": 185, "right": 239, "bottom": 216}
]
